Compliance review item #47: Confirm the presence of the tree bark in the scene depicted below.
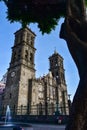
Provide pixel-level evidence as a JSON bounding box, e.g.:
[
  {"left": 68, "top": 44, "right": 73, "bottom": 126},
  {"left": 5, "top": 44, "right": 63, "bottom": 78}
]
[{"left": 60, "top": 0, "right": 87, "bottom": 130}]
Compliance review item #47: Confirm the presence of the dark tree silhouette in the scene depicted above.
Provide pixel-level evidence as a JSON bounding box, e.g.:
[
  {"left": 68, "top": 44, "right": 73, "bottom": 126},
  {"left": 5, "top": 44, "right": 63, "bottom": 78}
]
[
  {"left": 1, "top": 0, "right": 87, "bottom": 129},
  {"left": 60, "top": 1, "right": 87, "bottom": 130}
]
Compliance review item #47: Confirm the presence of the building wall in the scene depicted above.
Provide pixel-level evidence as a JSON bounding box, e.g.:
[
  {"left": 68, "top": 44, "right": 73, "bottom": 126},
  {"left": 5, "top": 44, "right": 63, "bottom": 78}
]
[
  {"left": 1, "top": 27, "right": 69, "bottom": 115},
  {"left": 0, "top": 82, "right": 5, "bottom": 110},
  {"left": 17, "top": 65, "right": 35, "bottom": 107}
]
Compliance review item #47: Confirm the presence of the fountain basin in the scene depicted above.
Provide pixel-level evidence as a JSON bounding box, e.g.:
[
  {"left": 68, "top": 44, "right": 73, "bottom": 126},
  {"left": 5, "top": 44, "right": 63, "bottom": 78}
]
[{"left": 0, "top": 123, "right": 33, "bottom": 130}]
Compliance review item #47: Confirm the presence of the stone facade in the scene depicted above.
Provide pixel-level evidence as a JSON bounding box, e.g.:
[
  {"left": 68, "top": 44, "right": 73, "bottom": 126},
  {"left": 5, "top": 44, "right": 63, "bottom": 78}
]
[
  {"left": 0, "top": 82, "right": 5, "bottom": 110},
  {"left": 1, "top": 27, "right": 69, "bottom": 115}
]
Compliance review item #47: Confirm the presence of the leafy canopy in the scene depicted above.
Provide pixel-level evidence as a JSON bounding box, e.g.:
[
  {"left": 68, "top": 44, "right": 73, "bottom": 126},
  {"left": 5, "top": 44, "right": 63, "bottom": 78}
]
[{"left": 1, "top": 0, "right": 87, "bottom": 34}]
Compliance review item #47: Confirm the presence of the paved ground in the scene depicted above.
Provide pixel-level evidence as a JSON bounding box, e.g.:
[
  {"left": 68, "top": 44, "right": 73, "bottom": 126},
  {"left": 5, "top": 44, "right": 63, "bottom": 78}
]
[
  {"left": 0, "top": 122, "right": 66, "bottom": 130},
  {"left": 31, "top": 124, "right": 66, "bottom": 130}
]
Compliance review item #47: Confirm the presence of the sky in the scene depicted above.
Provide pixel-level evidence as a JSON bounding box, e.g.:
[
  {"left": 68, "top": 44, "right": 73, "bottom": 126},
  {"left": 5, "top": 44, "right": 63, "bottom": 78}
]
[{"left": 0, "top": 2, "right": 80, "bottom": 101}]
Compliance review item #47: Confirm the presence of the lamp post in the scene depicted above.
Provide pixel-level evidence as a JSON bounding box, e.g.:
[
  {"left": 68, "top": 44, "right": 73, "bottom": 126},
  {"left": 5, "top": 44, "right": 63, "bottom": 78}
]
[
  {"left": 45, "top": 81, "right": 48, "bottom": 116},
  {"left": 44, "top": 77, "right": 48, "bottom": 116},
  {"left": 68, "top": 94, "right": 71, "bottom": 115},
  {"left": 56, "top": 85, "right": 58, "bottom": 111},
  {"left": 62, "top": 90, "right": 67, "bottom": 115},
  {"left": 55, "top": 75, "right": 61, "bottom": 115}
]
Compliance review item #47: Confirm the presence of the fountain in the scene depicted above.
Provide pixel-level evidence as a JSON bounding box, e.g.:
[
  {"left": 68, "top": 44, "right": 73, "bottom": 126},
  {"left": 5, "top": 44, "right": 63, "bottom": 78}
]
[
  {"left": 0, "top": 105, "right": 33, "bottom": 130},
  {"left": 5, "top": 105, "right": 11, "bottom": 124}
]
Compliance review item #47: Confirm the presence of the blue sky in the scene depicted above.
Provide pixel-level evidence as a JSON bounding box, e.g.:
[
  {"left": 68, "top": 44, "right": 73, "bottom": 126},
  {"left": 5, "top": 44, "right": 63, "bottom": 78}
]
[{"left": 0, "top": 2, "right": 80, "bottom": 100}]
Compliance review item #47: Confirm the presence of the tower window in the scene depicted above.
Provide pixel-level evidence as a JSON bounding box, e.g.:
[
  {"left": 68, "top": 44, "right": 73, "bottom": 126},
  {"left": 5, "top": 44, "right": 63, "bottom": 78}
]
[
  {"left": 31, "top": 36, "right": 34, "bottom": 46},
  {"left": 27, "top": 33, "right": 30, "bottom": 44},
  {"left": 15, "top": 35, "right": 18, "bottom": 44},
  {"left": 25, "top": 50, "right": 28, "bottom": 60},
  {"left": 12, "top": 52, "right": 16, "bottom": 62},
  {"left": 30, "top": 53, "right": 33, "bottom": 63},
  {"left": 31, "top": 40, "right": 34, "bottom": 46},
  {"left": 31, "top": 36, "right": 33, "bottom": 40},
  {"left": 20, "top": 33, "right": 23, "bottom": 41},
  {"left": 18, "top": 49, "right": 21, "bottom": 59},
  {"left": 16, "top": 34, "right": 20, "bottom": 44}
]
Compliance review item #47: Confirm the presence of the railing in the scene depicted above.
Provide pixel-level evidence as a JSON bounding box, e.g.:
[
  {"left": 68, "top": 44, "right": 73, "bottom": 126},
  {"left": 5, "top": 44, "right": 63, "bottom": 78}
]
[{"left": 0, "top": 104, "right": 69, "bottom": 116}]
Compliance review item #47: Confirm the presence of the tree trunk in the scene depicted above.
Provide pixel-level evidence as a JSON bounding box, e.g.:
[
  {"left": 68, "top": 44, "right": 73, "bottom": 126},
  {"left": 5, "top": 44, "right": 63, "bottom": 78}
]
[{"left": 60, "top": 0, "right": 87, "bottom": 130}]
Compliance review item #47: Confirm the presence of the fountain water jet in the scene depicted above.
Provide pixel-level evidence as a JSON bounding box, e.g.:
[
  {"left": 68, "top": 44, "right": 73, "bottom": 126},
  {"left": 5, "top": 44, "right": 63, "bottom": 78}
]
[
  {"left": 0, "top": 105, "right": 33, "bottom": 130},
  {"left": 5, "top": 105, "right": 11, "bottom": 124}
]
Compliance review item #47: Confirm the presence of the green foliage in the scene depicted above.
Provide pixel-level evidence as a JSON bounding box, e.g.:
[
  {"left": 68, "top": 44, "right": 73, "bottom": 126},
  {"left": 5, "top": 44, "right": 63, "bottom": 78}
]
[
  {"left": 38, "top": 18, "right": 59, "bottom": 34},
  {"left": 5, "top": 0, "right": 66, "bottom": 34},
  {"left": 37, "top": 15, "right": 64, "bottom": 34},
  {"left": 0, "top": 0, "right": 87, "bottom": 34}
]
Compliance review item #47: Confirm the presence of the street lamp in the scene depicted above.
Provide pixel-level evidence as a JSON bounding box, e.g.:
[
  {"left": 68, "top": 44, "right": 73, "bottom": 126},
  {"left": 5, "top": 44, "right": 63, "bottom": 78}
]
[
  {"left": 68, "top": 94, "right": 71, "bottom": 115},
  {"left": 55, "top": 84, "right": 60, "bottom": 115},
  {"left": 44, "top": 80, "right": 48, "bottom": 116}
]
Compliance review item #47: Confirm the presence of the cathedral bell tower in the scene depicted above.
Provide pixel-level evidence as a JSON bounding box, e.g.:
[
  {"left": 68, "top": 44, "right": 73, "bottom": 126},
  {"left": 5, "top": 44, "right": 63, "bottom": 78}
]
[
  {"left": 3, "top": 27, "right": 36, "bottom": 111},
  {"left": 49, "top": 50, "right": 66, "bottom": 85},
  {"left": 49, "top": 50, "right": 69, "bottom": 114}
]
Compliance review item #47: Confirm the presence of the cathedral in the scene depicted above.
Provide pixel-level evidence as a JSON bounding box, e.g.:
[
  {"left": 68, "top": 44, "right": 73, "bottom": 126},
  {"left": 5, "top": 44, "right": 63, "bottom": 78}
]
[{"left": 2, "top": 27, "right": 69, "bottom": 115}]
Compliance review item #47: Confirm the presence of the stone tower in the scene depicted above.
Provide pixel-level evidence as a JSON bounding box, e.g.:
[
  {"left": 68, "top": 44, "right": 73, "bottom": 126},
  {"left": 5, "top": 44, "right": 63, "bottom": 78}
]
[
  {"left": 49, "top": 50, "right": 69, "bottom": 114},
  {"left": 49, "top": 50, "right": 66, "bottom": 85},
  {"left": 3, "top": 27, "right": 36, "bottom": 111}
]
